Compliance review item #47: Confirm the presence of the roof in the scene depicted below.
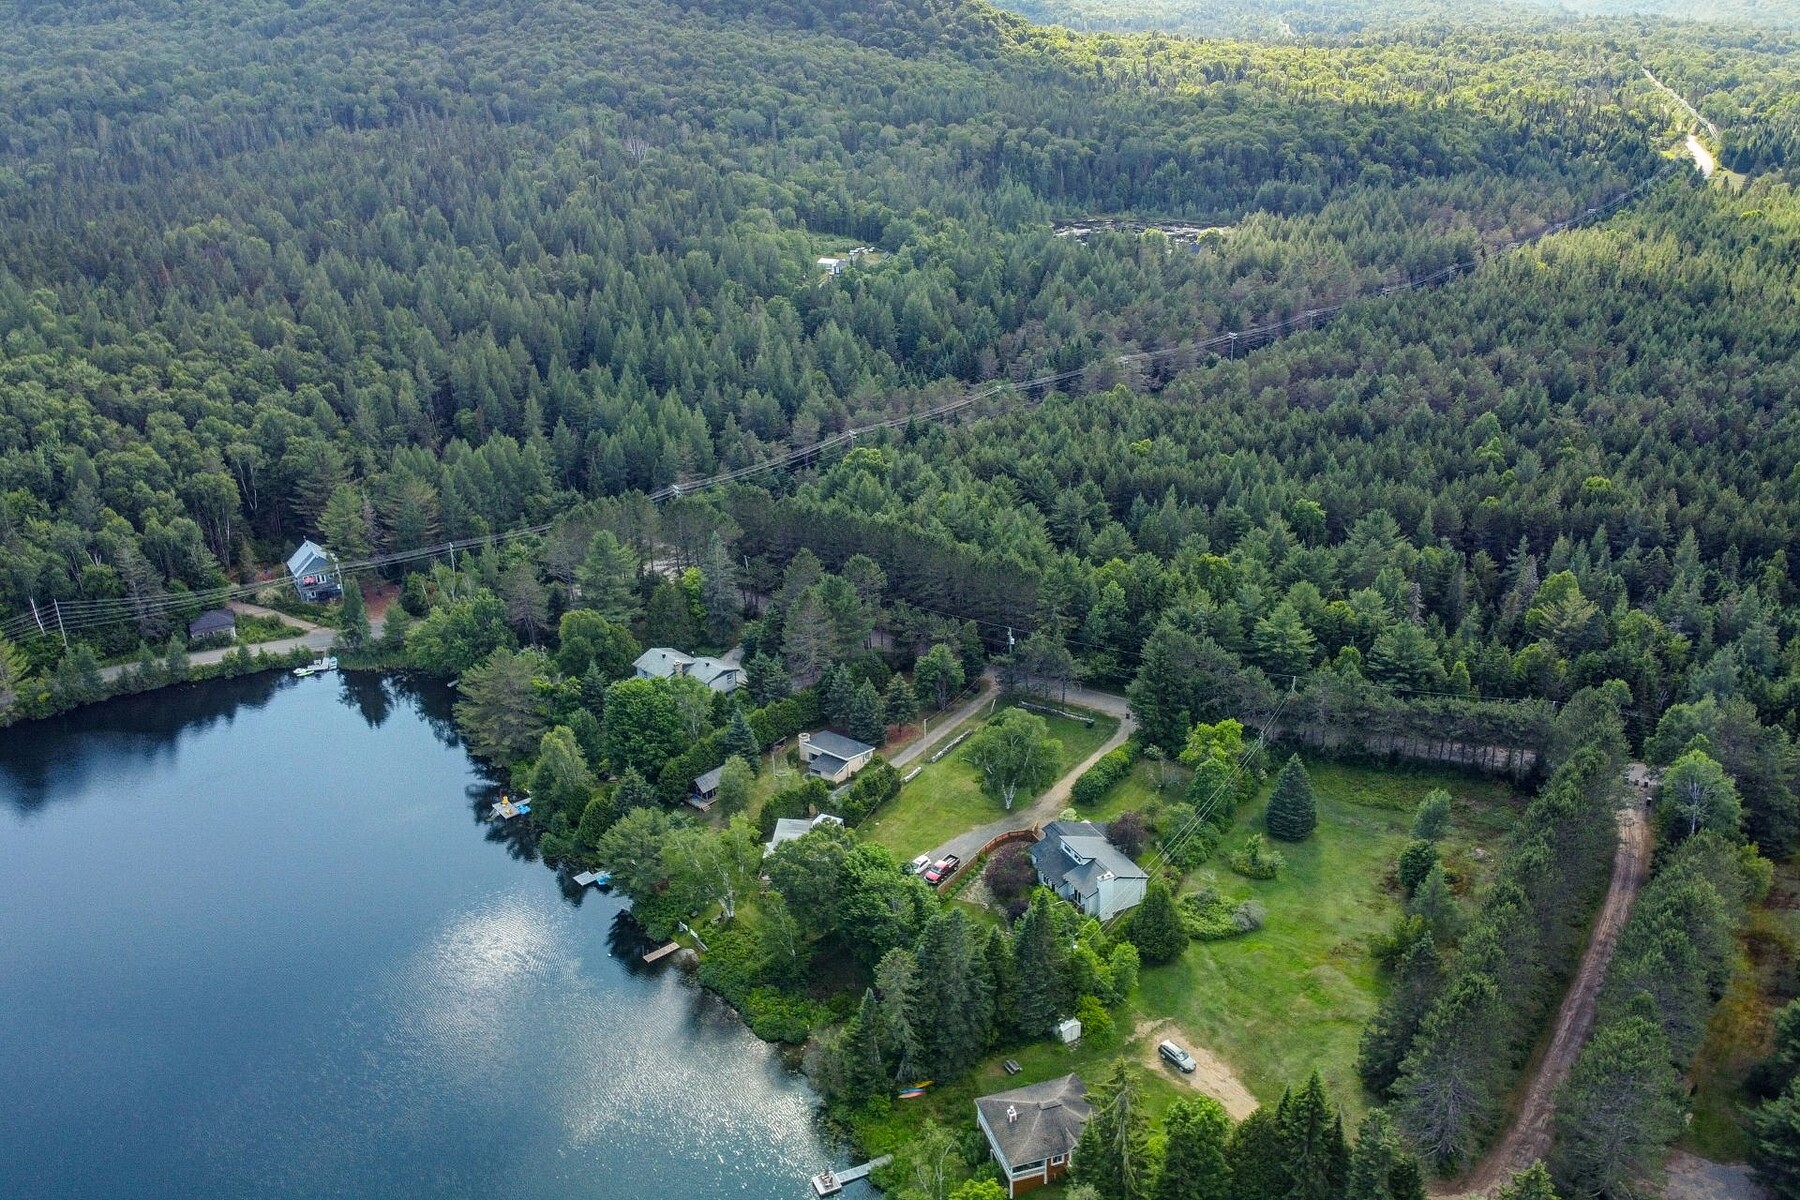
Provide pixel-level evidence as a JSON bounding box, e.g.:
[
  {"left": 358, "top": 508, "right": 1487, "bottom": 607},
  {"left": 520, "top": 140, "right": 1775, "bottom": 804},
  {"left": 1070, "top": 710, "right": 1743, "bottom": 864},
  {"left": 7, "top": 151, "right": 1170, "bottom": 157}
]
[
  {"left": 976, "top": 1074, "right": 1091, "bottom": 1167},
  {"left": 287, "top": 540, "right": 330, "bottom": 576},
  {"left": 187, "top": 609, "right": 236, "bottom": 637},
  {"left": 634, "top": 647, "right": 695, "bottom": 678},
  {"left": 763, "top": 813, "right": 844, "bottom": 854},
  {"left": 1031, "top": 820, "right": 1148, "bottom": 896},
  {"left": 808, "top": 752, "right": 852, "bottom": 777},
  {"left": 689, "top": 656, "right": 738, "bottom": 686},
  {"left": 694, "top": 766, "right": 725, "bottom": 795},
  {"left": 803, "top": 730, "right": 874, "bottom": 761}
]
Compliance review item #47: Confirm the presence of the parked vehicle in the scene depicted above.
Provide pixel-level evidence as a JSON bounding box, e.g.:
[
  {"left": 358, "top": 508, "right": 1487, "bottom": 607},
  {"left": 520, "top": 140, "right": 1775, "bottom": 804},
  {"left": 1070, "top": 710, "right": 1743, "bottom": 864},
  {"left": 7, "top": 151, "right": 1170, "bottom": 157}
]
[
  {"left": 907, "top": 853, "right": 933, "bottom": 876},
  {"left": 924, "top": 854, "right": 960, "bottom": 884},
  {"left": 1159, "top": 1040, "right": 1197, "bottom": 1073}
]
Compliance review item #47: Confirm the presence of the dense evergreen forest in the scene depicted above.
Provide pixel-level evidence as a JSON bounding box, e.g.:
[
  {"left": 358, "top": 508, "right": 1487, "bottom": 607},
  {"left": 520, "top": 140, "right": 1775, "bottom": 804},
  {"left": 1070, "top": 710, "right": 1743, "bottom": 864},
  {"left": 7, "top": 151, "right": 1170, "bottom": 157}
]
[{"left": 2, "top": 0, "right": 1799, "bottom": 1192}]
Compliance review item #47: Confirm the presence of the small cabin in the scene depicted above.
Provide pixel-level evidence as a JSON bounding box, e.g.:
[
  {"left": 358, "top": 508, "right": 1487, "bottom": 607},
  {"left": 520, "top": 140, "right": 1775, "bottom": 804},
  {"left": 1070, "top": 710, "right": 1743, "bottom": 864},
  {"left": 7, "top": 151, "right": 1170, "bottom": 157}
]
[
  {"left": 799, "top": 731, "right": 876, "bottom": 785},
  {"left": 186, "top": 608, "right": 237, "bottom": 644}
]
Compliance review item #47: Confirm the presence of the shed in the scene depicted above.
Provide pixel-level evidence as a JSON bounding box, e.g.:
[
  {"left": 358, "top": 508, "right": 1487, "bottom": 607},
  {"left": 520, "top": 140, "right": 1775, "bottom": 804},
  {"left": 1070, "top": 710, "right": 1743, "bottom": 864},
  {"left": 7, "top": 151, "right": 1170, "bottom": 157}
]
[{"left": 187, "top": 608, "right": 237, "bottom": 642}]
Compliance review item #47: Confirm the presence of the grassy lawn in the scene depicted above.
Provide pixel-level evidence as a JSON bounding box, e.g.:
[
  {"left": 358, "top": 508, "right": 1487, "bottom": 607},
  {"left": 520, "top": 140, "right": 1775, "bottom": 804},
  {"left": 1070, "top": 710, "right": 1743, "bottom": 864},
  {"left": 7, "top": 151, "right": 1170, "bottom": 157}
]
[
  {"left": 862, "top": 704, "right": 1119, "bottom": 859},
  {"left": 1133, "top": 757, "right": 1524, "bottom": 1118}
]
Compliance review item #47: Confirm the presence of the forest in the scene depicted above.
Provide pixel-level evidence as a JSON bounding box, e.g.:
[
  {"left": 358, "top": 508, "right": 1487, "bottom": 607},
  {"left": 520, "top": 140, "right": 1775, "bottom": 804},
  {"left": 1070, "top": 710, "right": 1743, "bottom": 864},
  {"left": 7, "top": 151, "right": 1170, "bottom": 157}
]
[{"left": 1, "top": 0, "right": 1798, "bottom": 1195}]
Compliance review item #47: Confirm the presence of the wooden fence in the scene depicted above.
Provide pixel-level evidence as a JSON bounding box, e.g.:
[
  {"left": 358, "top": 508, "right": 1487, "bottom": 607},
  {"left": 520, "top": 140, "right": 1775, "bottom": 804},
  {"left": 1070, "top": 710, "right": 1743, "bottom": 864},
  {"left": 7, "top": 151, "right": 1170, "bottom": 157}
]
[{"left": 936, "top": 826, "right": 1040, "bottom": 895}]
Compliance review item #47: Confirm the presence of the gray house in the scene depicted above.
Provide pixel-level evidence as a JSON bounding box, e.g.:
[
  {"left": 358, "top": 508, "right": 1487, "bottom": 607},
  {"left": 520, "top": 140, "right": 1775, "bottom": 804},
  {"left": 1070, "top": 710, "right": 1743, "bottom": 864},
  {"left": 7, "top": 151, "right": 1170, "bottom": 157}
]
[
  {"left": 187, "top": 609, "right": 237, "bottom": 642},
  {"left": 798, "top": 730, "right": 876, "bottom": 784},
  {"left": 286, "top": 540, "right": 339, "bottom": 602},
  {"left": 1029, "top": 819, "right": 1149, "bottom": 922},
  {"left": 632, "top": 647, "right": 742, "bottom": 694},
  {"left": 975, "top": 1073, "right": 1091, "bottom": 1197}
]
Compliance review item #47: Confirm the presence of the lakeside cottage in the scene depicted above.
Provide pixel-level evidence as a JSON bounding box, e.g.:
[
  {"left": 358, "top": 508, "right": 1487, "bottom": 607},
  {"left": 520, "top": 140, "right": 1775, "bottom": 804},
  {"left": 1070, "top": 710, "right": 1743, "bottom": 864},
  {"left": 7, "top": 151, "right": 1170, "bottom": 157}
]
[
  {"left": 186, "top": 608, "right": 237, "bottom": 643},
  {"left": 285, "top": 540, "right": 340, "bottom": 602},
  {"left": 632, "top": 647, "right": 742, "bottom": 694},
  {"left": 798, "top": 730, "right": 876, "bottom": 784},
  {"left": 975, "top": 1073, "right": 1091, "bottom": 1197},
  {"left": 1030, "top": 819, "right": 1149, "bottom": 922}
]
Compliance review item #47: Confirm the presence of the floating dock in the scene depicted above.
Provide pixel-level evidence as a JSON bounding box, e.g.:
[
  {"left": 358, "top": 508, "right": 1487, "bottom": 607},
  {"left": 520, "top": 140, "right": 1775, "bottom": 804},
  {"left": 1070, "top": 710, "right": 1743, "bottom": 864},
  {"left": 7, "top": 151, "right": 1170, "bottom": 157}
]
[
  {"left": 572, "top": 869, "right": 613, "bottom": 887},
  {"left": 642, "top": 942, "right": 681, "bottom": 963},
  {"left": 489, "top": 795, "right": 531, "bottom": 820},
  {"left": 810, "top": 1155, "right": 891, "bottom": 1196}
]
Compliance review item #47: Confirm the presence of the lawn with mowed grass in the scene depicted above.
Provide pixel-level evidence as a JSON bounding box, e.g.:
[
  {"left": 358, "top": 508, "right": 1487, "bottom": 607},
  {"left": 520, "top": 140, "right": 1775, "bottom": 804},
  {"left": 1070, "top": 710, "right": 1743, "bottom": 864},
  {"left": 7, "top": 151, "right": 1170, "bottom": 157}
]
[
  {"left": 1135, "top": 756, "right": 1524, "bottom": 1117},
  {"left": 860, "top": 704, "right": 1119, "bottom": 859}
]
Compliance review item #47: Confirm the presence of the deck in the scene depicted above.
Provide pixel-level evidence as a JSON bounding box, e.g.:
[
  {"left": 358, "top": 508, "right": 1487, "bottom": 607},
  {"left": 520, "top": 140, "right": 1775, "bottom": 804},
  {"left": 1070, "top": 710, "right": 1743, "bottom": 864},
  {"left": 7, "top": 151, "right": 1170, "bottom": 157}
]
[
  {"left": 810, "top": 1155, "right": 891, "bottom": 1196},
  {"left": 641, "top": 942, "right": 681, "bottom": 963}
]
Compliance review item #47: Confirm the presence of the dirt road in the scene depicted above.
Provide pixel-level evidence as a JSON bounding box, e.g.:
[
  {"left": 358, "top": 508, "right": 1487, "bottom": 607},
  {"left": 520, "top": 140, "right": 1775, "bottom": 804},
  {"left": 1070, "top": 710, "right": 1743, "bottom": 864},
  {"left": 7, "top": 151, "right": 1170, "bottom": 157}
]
[{"left": 1452, "top": 797, "right": 1653, "bottom": 1195}]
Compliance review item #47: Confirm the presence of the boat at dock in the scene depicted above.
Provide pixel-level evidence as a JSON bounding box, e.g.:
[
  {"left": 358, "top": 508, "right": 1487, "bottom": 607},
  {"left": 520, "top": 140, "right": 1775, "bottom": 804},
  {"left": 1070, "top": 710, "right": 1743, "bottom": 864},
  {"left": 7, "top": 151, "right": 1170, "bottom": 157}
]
[
  {"left": 292, "top": 656, "right": 338, "bottom": 678},
  {"left": 489, "top": 793, "right": 531, "bottom": 820}
]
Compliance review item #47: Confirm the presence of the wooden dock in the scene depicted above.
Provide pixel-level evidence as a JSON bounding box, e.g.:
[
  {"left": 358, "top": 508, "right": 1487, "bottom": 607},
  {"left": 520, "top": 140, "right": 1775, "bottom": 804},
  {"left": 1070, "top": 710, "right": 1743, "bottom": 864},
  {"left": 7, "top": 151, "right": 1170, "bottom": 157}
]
[
  {"left": 572, "top": 869, "right": 612, "bottom": 887},
  {"left": 810, "top": 1155, "right": 891, "bottom": 1196},
  {"left": 642, "top": 942, "right": 681, "bottom": 963}
]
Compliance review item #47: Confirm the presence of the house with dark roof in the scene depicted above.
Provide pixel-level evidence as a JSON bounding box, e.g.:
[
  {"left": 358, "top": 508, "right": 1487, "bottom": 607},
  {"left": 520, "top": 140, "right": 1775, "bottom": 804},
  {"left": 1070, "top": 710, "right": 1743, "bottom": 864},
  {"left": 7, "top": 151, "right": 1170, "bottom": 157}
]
[
  {"left": 975, "top": 1073, "right": 1092, "bottom": 1197},
  {"left": 186, "top": 608, "right": 237, "bottom": 643},
  {"left": 286, "top": 540, "right": 340, "bottom": 602},
  {"left": 632, "top": 647, "right": 742, "bottom": 694},
  {"left": 1029, "top": 819, "right": 1149, "bottom": 922},
  {"left": 798, "top": 730, "right": 876, "bottom": 784}
]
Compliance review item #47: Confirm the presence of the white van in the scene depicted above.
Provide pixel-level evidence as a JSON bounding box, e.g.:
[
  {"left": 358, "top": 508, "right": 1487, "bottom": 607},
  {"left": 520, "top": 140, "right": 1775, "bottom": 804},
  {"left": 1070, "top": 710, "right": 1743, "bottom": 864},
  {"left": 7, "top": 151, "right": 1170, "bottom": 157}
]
[{"left": 1159, "top": 1040, "right": 1197, "bottom": 1073}]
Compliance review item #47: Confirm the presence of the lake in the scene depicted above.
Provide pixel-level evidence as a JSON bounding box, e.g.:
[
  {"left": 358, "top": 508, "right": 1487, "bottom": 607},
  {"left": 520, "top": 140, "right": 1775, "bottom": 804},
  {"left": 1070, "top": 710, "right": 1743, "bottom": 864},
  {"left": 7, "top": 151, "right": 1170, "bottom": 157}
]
[{"left": 0, "top": 671, "right": 865, "bottom": 1199}]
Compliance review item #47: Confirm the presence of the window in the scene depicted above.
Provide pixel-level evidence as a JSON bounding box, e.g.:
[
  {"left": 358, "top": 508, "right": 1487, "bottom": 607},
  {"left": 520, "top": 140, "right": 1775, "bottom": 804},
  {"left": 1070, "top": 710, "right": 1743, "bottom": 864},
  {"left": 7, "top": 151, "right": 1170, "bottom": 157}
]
[{"left": 1050, "top": 1154, "right": 1066, "bottom": 1165}]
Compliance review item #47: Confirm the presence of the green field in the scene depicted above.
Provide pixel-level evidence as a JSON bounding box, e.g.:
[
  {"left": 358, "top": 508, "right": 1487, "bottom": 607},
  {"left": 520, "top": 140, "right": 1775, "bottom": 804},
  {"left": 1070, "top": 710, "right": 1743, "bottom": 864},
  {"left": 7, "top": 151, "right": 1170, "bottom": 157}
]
[
  {"left": 862, "top": 704, "right": 1120, "bottom": 859},
  {"left": 1136, "top": 757, "right": 1523, "bottom": 1115},
  {"left": 855, "top": 755, "right": 1525, "bottom": 1161}
]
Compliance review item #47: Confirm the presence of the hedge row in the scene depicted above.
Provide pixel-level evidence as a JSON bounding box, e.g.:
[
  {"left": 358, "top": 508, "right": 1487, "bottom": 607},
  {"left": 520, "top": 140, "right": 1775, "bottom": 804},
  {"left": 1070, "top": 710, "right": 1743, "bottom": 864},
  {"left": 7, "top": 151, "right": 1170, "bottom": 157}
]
[{"left": 1070, "top": 742, "right": 1140, "bottom": 806}]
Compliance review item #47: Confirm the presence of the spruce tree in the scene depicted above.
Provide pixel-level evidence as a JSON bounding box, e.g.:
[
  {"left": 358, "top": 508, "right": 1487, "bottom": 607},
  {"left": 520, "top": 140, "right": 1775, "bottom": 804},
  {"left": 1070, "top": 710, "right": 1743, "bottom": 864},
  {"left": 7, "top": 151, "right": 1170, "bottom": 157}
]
[
  {"left": 612, "top": 766, "right": 658, "bottom": 813},
  {"left": 1128, "top": 878, "right": 1189, "bottom": 964},
  {"left": 1752, "top": 1081, "right": 1800, "bottom": 1200},
  {"left": 849, "top": 679, "right": 886, "bottom": 746},
  {"left": 1357, "top": 934, "right": 1443, "bottom": 1097},
  {"left": 1410, "top": 790, "right": 1452, "bottom": 842},
  {"left": 1346, "top": 1109, "right": 1421, "bottom": 1200},
  {"left": 1012, "top": 891, "right": 1070, "bottom": 1036},
  {"left": 1071, "top": 1060, "right": 1154, "bottom": 1200},
  {"left": 839, "top": 989, "right": 888, "bottom": 1107},
  {"left": 1407, "top": 863, "right": 1463, "bottom": 947},
  {"left": 884, "top": 673, "right": 920, "bottom": 729},
  {"left": 1154, "top": 1095, "right": 1234, "bottom": 1200},
  {"left": 1278, "top": 1073, "right": 1348, "bottom": 1200},
  {"left": 1265, "top": 755, "right": 1318, "bottom": 842},
  {"left": 1225, "top": 1105, "right": 1289, "bottom": 1200},
  {"left": 338, "top": 579, "right": 370, "bottom": 649},
  {"left": 874, "top": 949, "right": 925, "bottom": 1083},
  {"left": 722, "top": 706, "right": 760, "bottom": 768},
  {"left": 1396, "top": 839, "right": 1438, "bottom": 896},
  {"left": 820, "top": 663, "right": 853, "bottom": 724}
]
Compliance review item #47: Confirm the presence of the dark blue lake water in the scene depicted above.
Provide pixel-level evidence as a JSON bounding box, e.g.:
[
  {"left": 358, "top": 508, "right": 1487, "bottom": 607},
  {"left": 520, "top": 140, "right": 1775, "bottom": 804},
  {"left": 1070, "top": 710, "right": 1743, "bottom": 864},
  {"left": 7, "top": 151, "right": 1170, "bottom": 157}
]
[{"left": 0, "top": 671, "right": 863, "bottom": 1200}]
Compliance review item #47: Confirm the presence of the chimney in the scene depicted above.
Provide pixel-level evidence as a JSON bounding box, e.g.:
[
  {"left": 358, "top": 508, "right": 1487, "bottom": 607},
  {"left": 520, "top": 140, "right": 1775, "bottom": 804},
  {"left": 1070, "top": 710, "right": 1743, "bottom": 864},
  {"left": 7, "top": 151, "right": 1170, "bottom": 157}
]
[{"left": 1007, "top": 1104, "right": 1018, "bottom": 1124}]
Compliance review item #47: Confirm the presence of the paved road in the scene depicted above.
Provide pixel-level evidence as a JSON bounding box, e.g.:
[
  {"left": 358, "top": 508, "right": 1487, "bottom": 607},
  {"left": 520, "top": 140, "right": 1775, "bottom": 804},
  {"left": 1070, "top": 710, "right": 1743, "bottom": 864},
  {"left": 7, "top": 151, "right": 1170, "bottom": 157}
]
[
  {"left": 1451, "top": 783, "right": 1653, "bottom": 1196},
  {"left": 918, "top": 688, "right": 1138, "bottom": 867}
]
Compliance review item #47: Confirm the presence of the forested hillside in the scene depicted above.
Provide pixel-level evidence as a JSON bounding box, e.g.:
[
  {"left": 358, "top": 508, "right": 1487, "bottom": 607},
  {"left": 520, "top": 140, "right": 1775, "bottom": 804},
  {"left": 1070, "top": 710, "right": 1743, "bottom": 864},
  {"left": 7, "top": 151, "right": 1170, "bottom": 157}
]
[{"left": 0, "top": 0, "right": 1664, "bottom": 669}]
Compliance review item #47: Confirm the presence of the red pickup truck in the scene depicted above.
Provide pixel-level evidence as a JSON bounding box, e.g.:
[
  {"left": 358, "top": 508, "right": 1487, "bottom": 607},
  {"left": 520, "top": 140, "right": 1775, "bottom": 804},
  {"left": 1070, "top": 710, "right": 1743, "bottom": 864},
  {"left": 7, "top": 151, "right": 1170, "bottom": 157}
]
[{"left": 923, "top": 854, "right": 960, "bottom": 884}]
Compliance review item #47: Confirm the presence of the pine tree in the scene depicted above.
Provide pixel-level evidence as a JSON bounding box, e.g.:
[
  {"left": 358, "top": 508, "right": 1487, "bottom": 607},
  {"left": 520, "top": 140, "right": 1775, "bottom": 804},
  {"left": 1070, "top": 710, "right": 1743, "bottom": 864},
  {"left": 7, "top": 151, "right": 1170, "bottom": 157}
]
[
  {"left": 1265, "top": 755, "right": 1318, "bottom": 842},
  {"left": 1752, "top": 1080, "right": 1800, "bottom": 1200},
  {"left": 874, "top": 949, "right": 925, "bottom": 1082},
  {"left": 612, "top": 766, "right": 658, "bottom": 813},
  {"left": 1550, "top": 1015, "right": 1684, "bottom": 1199},
  {"left": 698, "top": 530, "right": 741, "bottom": 643},
  {"left": 913, "top": 909, "right": 991, "bottom": 1078},
  {"left": 1225, "top": 1106, "right": 1288, "bottom": 1200},
  {"left": 745, "top": 651, "right": 790, "bottom": 704},
  {"left": 1072, "top": 1060, "right": 1155, "bottom": 1200},
  {"left": 1154, "top": 1095, "right": 1234, "bottom": 1200},
  {"left": 849, "top": 679, "right": 886, "bottom": 745},
  {"left": 722, "top": 706, "right": 760, "bottom": 768},
  {"left": 1358, "top": 934, "right": 1443, "bottom": 1097},
  {"left": 1410, "top": 790, "right": 1452, "bottom": 841},
  {"left": 1279, "top": 1073, "right": 1348, "bottom": 1200},
  {"left": 1495, "top": 1163, "right": 1561, "bottom": 1200},
  {"left": 577, "top": 530, "right": 640, "bottom": 625},
  {"left": 1128, "top": 878, "right": 1188, "bottom": 964}
]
